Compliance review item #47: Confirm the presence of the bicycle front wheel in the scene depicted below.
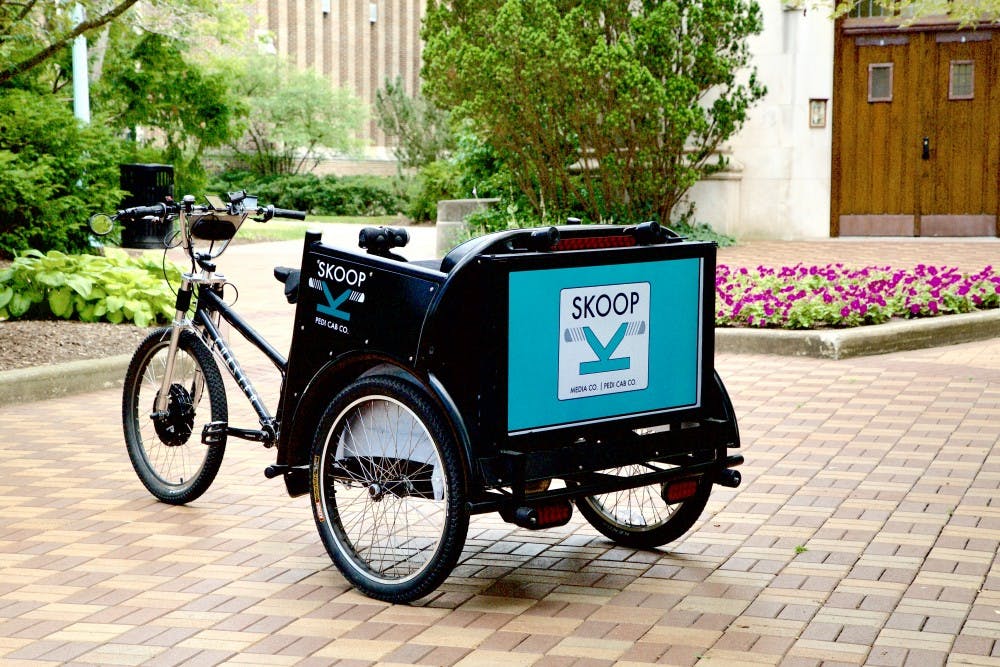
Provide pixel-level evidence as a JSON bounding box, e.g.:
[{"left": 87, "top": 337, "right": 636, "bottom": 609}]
[
  {"left": 311, "top": 375, "right": 468, "bottom": 603},
  {"left": 123, "top": 327, "right": 228, "bottom": 504}
]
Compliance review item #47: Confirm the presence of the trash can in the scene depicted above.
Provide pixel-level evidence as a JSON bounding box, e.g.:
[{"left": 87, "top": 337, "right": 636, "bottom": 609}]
[{"left": 119, "top": 164, "right": 174, "bottom": 249}]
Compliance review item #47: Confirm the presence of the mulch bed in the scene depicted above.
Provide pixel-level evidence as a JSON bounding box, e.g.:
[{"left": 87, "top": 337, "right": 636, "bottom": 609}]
[{"left": 0, "top": 319, "right": 151, "bottom": 372}]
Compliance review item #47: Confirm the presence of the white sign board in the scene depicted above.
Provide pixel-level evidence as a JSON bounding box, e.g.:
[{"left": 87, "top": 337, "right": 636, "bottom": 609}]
[{"left": 558, "top": 282, "right": 650, "bottom": 400}]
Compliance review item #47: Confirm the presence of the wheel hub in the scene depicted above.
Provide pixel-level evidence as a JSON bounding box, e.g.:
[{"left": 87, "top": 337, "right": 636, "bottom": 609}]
[{"left": 152, "top": 383, "right": 195, "bottom": 446}]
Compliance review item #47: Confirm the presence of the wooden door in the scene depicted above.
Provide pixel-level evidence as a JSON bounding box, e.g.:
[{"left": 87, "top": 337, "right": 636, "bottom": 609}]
[
  {"left": 832, "top": 24, "right": 999, "bottom": 237},
  {"left": 919, "top": 34, "right": 999, "bottom": 236}
]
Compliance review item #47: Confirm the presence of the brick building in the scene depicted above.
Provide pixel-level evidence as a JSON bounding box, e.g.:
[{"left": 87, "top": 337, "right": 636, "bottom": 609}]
[{"left": 253, "top": 0, "right": 427, "bottom": 174}]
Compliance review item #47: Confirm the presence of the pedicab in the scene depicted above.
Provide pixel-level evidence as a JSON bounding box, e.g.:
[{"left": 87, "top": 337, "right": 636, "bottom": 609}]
[{"left": 97, "top": 194, "right": 742, "bottom": 604}]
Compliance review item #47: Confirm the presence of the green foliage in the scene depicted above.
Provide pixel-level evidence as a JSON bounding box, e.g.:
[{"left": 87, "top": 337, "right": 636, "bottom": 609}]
[
  {"left": 0, "top": 0, "right": 244, "bottom": 88},
  {"left": 207, "top": 172, "right": 406, "bottom": 217},
  {"left": 0, "top": 90, "right": 126, "bottom": 258},
  {"left": 97, "top": 32, "right": 243, "bottom": 198},
  {"left": 375, "top": 76, "right": 455, "bottom": 170},
  {"left": 422, "top": 0, "right": 767, "bottom": 225},
  {"left": 407, "top": 161, "right": 465, "bottom": 222},
  {"left": 227, "top": 55, "right": 366, "bottom": 176},
  {"left": 0, "top": 249, "right": 182, "bottom": 327}
]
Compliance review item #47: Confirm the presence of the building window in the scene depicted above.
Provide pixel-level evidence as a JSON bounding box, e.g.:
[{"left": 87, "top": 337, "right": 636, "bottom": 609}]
[
  {"left": 868, "top": 63, "right": 893, "bottom": 102},
  {"left": 849, "top": 0, "right": 895, "bottom": 17},
  {"left": 949, "top": 60, "right": 974, "bottom": 100}
]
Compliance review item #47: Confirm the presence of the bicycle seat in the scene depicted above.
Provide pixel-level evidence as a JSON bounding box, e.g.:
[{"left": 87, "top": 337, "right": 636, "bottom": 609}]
[{"left": 273, "top": 266, "right": 300, "bottom": 304}]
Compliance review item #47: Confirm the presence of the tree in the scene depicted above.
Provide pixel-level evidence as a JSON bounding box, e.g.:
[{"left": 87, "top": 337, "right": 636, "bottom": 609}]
[
  {"left": 0, "top": 0, "right": 244, "bottom": 87},
  {"left": 374, "top": 76, "right": 455, "bottom": 170},
  {"left": 227, "top": 55, "right": 366, "bottom": 176},
  {"left": 422, "top": 0, "right": 767, "bottom": 225},
  {"left": 96, "top": 32, "right": 243, "bottom": 194},
  {"left": 0, "top": 0, "right": 142, "bottom": 86}
]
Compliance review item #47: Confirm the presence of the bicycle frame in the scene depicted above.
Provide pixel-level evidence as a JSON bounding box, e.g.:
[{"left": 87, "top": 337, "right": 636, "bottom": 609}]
[{"left": 154, "top": 244, "right": 287, "bottom": 448}]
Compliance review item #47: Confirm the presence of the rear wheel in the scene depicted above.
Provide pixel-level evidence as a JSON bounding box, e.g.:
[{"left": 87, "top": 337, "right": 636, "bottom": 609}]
[
  {"left": 577, "top": 373, "right": 737, "bottom": 549},
  {"left": 576, "top": 463, "right": 715, "bottom": 549},
  {"left": 123, "top": 328, "right": 227, "bottom": 504},
  {"left": 310, "top": 375, "right": 468, "bottom": 603}
]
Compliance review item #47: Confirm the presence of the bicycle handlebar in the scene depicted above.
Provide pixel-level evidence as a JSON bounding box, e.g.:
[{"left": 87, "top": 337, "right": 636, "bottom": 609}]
[
  {"left": 117, "top": 203, "right": 176, "bottom": 220},
  {"left": 259, "top": 205, "right": 307, "bottom": 222}
]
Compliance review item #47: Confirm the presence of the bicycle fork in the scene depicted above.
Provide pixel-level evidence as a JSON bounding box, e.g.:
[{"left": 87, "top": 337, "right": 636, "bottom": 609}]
[{"left": 153, "top": 275, "right": 197, "bottom": 416}]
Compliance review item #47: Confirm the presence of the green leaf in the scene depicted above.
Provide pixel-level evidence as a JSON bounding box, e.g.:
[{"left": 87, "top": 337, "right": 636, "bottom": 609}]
[
  {"left": 78, "top": 304, "right": 98, "bottom": 322},
  {"left": 9, "top": 293, "right": 31, "bottom": 317},
  {"left": 35, "top": 270, "right": 66, "bottom": 287},
  {"left": 105, "top": 295, "right": 126, "bottom": 312},
  {"left": 0, "top": 287, "right": 12, "bottom": 309},
  {"left": 0, "top": 268, "right": 12, "bottom": 283},
  {"left": 107, "top": 310, "right": 124, "bottom": 324},
  {"left": 48, "top": 288, "right": 74, "bottom": 318},
  {"left": 65, "top": 274, "right": 94, "bottom": 298}
]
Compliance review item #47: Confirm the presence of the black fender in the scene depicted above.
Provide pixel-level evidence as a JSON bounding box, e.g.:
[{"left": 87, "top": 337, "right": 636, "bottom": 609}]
[
  {"left": 277, "top": 352, "right": 475, "bottom": 494},
  {"left": 709, "top": 370, "right": 740, "bottom": 449}
]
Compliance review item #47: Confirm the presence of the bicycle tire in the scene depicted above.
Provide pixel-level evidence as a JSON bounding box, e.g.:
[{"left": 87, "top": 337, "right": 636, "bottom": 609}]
[
  {"left": 575, "top": 462, "right": 716, "bottom": 549},
  {"left": 310, "top": 375, "right": 468, "bottom": 603},
  {"left": 123, "top": 327, "right": 227, "bottom": 504}
]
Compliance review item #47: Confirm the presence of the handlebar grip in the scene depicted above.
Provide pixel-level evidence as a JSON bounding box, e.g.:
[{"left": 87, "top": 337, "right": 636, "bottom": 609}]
[
  {"left": 118, "top": 203, "right": 168, "bottom": 220},
  {"left": 270, "top": 207, "right": 307, "bottom": 221}
]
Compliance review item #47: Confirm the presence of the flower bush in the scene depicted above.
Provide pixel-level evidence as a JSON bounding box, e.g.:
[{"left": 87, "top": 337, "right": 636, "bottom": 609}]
[{"left": 716, "top": 264, "right": 1000, "bottom": 329}]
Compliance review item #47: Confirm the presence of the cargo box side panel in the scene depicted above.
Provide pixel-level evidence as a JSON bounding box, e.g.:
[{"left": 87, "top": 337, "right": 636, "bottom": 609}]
[{"left": 504, "top": 253, "right": 711, "bottom": 437}]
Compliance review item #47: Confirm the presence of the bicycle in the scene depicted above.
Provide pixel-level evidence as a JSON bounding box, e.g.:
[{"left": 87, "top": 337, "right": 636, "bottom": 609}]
[{"left": 92, "top": 191, "right": 743, "bottom": 603}]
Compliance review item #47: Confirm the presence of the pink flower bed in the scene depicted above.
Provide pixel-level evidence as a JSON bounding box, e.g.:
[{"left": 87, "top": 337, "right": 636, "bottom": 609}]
[{"left": 716, "top": 264, "right": 1000, "bottom": 329}]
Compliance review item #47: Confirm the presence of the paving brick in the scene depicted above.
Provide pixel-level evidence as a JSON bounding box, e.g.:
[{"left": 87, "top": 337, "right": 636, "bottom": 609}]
[{"left": 3, "top": 238, "right": 1000, "bottom": 666}]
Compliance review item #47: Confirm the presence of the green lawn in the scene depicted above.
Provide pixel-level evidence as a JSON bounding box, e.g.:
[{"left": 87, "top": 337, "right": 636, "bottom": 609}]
[{"left": 237, "top": 215, "right": 407, "bottom": 242}]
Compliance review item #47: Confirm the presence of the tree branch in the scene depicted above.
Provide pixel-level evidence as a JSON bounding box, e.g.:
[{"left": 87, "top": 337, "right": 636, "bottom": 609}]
[{"left": 0, "top": 0, "right": 142, "bottom": 85}]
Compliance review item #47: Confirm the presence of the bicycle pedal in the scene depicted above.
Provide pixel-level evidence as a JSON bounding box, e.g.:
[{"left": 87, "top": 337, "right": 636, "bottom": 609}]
[{"left": 202, "top": 421, "right": 228, "bottom": 446}]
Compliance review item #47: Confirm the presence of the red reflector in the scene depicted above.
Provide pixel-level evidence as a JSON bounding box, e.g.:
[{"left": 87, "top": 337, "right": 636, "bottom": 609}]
[
  {"left": 535, "top": 502, "right": 572, "bottom": 527},
  {"left": 663, "top": 478, "right": 699, "bottom": 504},
  {"left": 554, "top": 235, "right": 637, "bottom": 251}
]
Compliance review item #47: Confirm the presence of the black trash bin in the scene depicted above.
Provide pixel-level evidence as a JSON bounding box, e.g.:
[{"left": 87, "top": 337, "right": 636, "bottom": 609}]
[{"left": 119, "top": 164, "right": 175, "bottom": 249}]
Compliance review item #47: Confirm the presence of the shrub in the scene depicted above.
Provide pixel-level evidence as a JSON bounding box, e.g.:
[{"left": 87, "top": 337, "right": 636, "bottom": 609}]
[
  {"left": 407, "top": 160, "right": 464, "bottom": 222},
  {"left": 0, "top": 90, "right": 126, "bottom": 258},
  {"left": 206, "top": 171, "right": 406, "bottom": 217},
  {"left": 0, "top": 249, "right": 182, "bottom": 327}
]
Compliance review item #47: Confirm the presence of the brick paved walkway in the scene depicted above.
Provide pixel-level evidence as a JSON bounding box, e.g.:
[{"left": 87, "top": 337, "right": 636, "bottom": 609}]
[{"left": 1, "top": 234, "right": 997, "bottom": 666}]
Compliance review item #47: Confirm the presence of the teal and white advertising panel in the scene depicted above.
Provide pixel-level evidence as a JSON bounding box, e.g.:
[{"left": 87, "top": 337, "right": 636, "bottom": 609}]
[{"left": 507, "top": 258, "right": 703, "bottom": 433}]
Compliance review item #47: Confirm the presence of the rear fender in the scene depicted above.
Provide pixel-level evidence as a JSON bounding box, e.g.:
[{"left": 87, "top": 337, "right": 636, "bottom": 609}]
[{"left": 279, "top": 355, "right": 474, "bottom": 490}]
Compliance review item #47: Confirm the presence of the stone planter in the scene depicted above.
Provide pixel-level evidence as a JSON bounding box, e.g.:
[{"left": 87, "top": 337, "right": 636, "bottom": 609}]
[{"left": 435, "top": 198, "right": 499, "bottom": 258}]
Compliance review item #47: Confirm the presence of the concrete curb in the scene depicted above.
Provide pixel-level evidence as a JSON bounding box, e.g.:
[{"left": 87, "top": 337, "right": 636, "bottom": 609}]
[
  {"left": 0, "top": 353, "right": 132, "bottom": 407},
  {"left": 1, "top": 310, "right": 997, "bottom": 406},
  {"left": 716, "top": 308, "right": 1000, "bottom": 359}
]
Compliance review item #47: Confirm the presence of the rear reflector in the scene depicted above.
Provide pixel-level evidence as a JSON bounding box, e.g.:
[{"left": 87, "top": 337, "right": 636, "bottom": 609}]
[
  {"left": 662, "top": 478, "right": 699, "bottom": 504},
  {"left": 506, "top": 501, "right": 573, "bottom": 529}
]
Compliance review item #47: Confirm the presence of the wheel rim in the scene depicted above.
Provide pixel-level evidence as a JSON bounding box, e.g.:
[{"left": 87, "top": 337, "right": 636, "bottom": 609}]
[
  {"left": 581, "top": 465, "right": 680, "bottom": 533},
  {"left": 319, "top": 394, "right": 448, "bottom": 585},
  {"left": 131, "top": 343, "right": 209, "bottom": 489}
]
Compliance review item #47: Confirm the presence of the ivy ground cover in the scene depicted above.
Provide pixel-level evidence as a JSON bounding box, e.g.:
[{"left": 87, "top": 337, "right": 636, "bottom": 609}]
[{"left": 716, "top": 264, "right": 1000, "bottom": 329}]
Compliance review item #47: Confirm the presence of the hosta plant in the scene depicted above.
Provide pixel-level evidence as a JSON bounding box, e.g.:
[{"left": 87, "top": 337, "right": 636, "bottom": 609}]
[
  {"left": 0, "top": 249, "right": 182, "bottom": 327},
  {"left": 717, "top": 264, "right": 1000, "bottom": 329}
]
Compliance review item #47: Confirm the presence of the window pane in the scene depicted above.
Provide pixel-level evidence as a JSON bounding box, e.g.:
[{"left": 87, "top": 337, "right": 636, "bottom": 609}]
[
  {"left": 950, "top": 61, "right": 974, "bottom": 100},
  {"left": 869, "top": 64, "right": 893, "bottom": 102},
  {"left": 849, "top": 0, "right": 895, "bottom": 17}
]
